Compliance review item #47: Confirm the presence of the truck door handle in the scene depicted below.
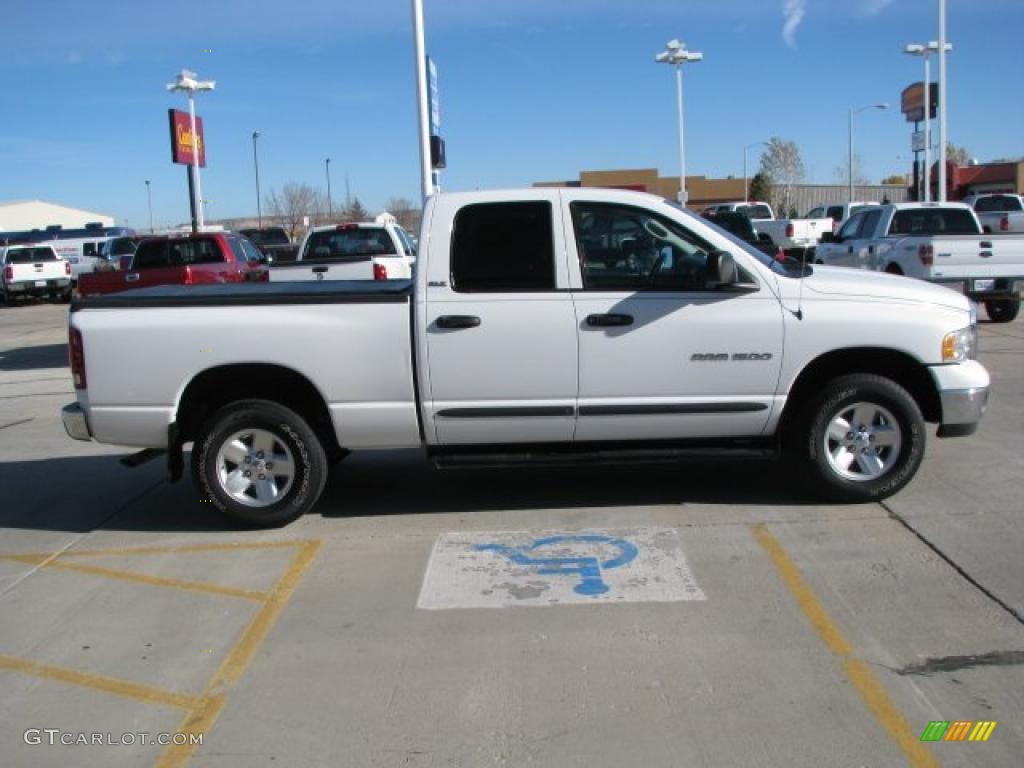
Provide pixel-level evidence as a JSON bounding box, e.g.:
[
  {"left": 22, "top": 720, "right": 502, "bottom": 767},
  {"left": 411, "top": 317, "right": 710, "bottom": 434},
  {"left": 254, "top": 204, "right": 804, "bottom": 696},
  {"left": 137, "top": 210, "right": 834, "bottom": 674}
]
[
  {"left": 312, "top": 266, "right": 328, "bottom": 273},
  {"left": 125, "top": 273, "right": 140, "bottom": 282},
  {"left": 980, "top": 241, "right": 992, "bottom": 249},
  {"left": 436, "top": 315, "right": 481, "bottom": 329},
  {"left": 586, "top": 313, "right": 634, "bottom": 327}
]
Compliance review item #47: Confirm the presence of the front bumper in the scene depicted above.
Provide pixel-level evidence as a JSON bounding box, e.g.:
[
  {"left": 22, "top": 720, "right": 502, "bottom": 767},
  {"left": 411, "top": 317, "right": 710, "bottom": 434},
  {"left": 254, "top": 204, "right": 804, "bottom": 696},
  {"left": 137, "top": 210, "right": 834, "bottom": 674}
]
[
  {"left": 62, "top": 402, "right": 93, "bottom": 442},
  {"left": 929, "top": 360, "right": 990, "bottom": 438}
]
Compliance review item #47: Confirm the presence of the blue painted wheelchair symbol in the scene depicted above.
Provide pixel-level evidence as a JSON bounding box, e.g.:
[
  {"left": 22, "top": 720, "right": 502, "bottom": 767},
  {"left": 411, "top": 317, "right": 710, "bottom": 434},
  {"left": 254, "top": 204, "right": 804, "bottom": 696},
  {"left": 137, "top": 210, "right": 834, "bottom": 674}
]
[{"left": 475, "top": 534, "right": 639, "bottom": 596}]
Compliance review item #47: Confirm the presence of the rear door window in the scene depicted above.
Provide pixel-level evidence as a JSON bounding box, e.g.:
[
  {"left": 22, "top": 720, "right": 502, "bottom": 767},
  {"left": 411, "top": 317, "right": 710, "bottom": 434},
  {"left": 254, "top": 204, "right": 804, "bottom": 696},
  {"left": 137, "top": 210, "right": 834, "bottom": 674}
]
[
  {"left": 6, "top": 247, "right": 58, "bottom": 263},
  {"left": 837, "top": 213, "right": 866, "bottom": 240},
  {"left": 450, "top": 202, "right": 555, "bottom": 293},
  {"left": 130, "top": 241, "right": 169, "bottom": 270},
  {"left": 304, "top": 227, "right": 397, "bottom": 261},
  {"left": 168, "top": 238, "right": 222, "bottom": 265}
]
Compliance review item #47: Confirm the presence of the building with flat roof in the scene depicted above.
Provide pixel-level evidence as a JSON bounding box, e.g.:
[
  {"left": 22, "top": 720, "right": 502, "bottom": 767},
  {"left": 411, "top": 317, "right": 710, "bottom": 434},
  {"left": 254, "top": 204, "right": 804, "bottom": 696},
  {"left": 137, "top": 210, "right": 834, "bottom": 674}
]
[{"left": 0, "top": 200, "right": 114, "bottom": 231}]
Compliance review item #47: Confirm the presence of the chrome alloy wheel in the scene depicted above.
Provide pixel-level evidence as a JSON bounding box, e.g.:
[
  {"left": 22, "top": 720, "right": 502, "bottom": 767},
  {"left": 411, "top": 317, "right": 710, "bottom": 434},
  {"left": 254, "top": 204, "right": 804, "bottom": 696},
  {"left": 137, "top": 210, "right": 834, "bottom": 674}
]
[
  {"left": 823, "top": 401, "right": 903, "bottom": 482},
  {"left": 215, "top": 429, "right": 295, "bottom": 508}
]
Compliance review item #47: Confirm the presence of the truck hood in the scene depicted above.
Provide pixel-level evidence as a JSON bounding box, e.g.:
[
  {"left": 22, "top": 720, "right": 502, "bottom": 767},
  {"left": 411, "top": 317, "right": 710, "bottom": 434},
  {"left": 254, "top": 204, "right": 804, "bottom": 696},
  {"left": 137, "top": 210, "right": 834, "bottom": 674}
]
[{"left": 802, "top": 265, "right": 969, "bottom": 312}]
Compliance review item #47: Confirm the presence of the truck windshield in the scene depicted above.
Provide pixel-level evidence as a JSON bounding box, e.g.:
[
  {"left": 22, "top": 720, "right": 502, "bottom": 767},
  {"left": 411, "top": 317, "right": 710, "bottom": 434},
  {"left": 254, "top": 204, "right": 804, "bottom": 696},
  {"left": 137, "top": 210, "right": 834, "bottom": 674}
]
[
  {"left": 304, "top": 228, "right": 396, "bottom": 260},
  {"left": 6, "top": 248, "right": 57, "bottom": 263},
  {"left": 889, "top": 208, "right": 981, "bottom": 236}
]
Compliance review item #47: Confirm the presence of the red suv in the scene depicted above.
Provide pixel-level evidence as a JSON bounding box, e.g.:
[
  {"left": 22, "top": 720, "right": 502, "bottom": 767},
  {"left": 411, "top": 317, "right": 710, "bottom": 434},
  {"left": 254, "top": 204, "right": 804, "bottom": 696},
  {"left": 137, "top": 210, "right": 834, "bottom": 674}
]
[{"left": 78, "top": 232, "right": 268, "bottom": 296}]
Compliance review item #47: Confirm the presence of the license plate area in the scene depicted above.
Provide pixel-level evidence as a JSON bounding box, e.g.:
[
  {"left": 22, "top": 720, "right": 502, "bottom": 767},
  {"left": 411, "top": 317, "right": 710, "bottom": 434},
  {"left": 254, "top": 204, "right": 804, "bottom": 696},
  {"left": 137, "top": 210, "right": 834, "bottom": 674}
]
[
  {"left": 35, "top": 280, "right": 47, "bottom": 287},
  {"left": 973, "top": 279, "right": 995, "bottom": 292}
]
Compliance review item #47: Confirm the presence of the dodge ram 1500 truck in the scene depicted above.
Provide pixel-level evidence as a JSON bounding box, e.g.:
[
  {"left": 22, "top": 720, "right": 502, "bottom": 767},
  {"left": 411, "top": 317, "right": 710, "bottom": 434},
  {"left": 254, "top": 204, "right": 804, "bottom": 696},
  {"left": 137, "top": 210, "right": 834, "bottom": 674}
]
[
  {"left": 815, "top": 202, "right": 1024, "bottom": 322},
  {"left": 62, "top": 188, "right": 990, "bottom": 527}
]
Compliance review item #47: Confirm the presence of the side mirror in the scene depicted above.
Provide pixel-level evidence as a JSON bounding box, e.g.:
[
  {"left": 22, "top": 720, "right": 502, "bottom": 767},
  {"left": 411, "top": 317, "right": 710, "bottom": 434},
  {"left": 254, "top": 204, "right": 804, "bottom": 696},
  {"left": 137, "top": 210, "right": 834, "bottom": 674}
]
[
  {"left": 820, "top": 231, "right": 836, "bottom": 244},
  {"left": 706, "top": 251, "right": 758, "bottom": 293},
  {"left": 118, "top": 255, "right": 133, "bottom": 271}
]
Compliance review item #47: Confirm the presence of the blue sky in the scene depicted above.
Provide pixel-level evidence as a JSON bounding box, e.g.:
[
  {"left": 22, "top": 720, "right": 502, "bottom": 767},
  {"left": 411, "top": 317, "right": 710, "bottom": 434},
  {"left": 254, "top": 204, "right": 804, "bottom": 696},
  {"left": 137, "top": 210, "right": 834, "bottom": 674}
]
[{"left": 3, "top": 0, "right": 1022, "bottom": 228}]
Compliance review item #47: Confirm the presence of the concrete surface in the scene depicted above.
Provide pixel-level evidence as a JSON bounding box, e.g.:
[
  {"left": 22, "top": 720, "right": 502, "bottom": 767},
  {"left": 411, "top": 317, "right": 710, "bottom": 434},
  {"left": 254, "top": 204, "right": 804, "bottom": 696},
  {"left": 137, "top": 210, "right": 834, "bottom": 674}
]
[{"left": 1, "top": 301, "right": 1022, "bottom": 768}]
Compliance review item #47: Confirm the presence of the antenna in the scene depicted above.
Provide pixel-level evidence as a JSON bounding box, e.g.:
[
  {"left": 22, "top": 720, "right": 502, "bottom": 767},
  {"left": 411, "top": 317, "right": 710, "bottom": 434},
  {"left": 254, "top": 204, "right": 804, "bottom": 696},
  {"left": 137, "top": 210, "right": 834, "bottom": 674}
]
[{"left": 792, "top": 253, "right": 807, "bottom": 321}]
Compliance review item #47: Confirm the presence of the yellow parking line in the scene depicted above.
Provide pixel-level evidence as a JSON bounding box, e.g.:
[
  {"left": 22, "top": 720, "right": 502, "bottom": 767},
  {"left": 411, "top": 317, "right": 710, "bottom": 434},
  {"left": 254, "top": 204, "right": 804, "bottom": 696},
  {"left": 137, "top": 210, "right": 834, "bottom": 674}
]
[
  {"left": 23, "top": 558, "right": 268, "bottom": 602},
  {"left": 0, "top": 654, "right": 199, "bottom": 711},
  {"left": 155, "top": 539, "right": 323, "bottom": 768},
  {"left": 753, "top": 523, "right": 940, "bottom": 768},
  {"left": 0, "top": 539, "right": 307, "bottom": 563}
]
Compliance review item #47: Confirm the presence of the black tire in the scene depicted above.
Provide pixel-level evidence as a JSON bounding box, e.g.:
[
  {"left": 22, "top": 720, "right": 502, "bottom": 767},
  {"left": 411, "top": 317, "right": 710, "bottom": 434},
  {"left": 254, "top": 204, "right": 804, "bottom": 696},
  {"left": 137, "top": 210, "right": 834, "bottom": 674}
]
[
  {"left": 192, "top": 399, "right": 328, "bottom": 527},
  {"left": 984, "top": 298, "right": 1020, "bottom": 324},
  {"left": 885, "top": 264, "right": 903, "bottom": 275},
  {"left": 790, "top": 374, "right": 925, "bottom": 502}
]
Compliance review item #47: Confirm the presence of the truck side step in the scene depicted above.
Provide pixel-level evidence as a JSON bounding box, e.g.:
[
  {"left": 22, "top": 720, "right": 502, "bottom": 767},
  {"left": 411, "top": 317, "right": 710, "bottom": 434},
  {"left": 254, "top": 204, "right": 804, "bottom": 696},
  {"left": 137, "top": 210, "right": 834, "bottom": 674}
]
[{"left": 120, "top": 448, "right": 165, "bottom": 468}]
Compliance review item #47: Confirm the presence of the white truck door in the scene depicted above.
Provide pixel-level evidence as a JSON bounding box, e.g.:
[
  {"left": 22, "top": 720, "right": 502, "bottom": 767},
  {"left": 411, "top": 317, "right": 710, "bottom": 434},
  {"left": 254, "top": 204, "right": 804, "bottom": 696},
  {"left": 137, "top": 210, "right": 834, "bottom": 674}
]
[
  {"left": 420, "top": 192, "right": 578, "bottom": 445},
  {"left": 564, "top": 197, "right": 784, "bottom": 442},
  {"left": 828, "top": 212, "right": 869, "bottom": 268}
]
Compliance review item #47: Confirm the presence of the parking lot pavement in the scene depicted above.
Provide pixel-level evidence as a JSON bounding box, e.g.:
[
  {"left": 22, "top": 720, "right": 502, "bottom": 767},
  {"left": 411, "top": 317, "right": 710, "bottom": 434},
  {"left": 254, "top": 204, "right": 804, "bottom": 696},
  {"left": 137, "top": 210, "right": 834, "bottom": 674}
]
[{"left": 1, "top": 301, "right": 1022, "bottom": 767}]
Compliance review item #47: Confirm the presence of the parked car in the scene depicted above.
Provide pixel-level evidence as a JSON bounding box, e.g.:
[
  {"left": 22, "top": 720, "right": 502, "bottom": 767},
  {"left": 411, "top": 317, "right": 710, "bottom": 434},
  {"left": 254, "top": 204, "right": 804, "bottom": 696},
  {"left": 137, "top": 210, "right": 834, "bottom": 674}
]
[
  {"left": 805, "top": 201, "right": 880, "bottom": 232},
  {"left": 962, "top": 194, "right": 1024, "bottom": 234},
  {"left": 815, "top": 202, "right": 1024, "bottom": 322},
  {"left": 238, "top": 227, "right": 299, "bottom": 262},
  {"left": 77, "top": 233, "right": 268, "bottom": 296},
  {"left": 1, "top": 245, "right": 72, "bottom": 305},
  {"left": 701, "top": 201, "right": 832, "bottom": 259},
  {"left": 269, "top": 222, "right": 416, "bottom": 282},
  {"left": 64, "top": 188, "right": 989, "bottom": 526},
  {"left": 92, "top": 236, "right": 142, "bottom": 273},
  {"left": 701, "top": 211, "right": 783, "bottom": 260}
]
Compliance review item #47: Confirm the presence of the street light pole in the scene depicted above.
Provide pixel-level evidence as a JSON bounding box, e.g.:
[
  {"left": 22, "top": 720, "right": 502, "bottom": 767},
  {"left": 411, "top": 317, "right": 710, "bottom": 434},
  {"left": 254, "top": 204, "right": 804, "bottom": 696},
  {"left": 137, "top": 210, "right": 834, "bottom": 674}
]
[
  {"left": 656, "top": 40, "right": 702, "bottom": 206},
  {"left": 167, "top": 69, "right": 215, "bottom": 232},
  {"left": 252, "top": 131, "right": 262, "bottom": 229},
  {"left": 743, "top": 141, "right": 766, "bottom": 201},
  {"left": 848, "top": 103, "right": 888, "bottom": 202},
  {"left": 938, "top": 0, "right": 948, "bottom": 201},
  {"left": 145, "top": 180, "right": 153, "bottom": 234},
  {"left": 325, "top": 158, "right": 333, "bottom": 218},
  {"left": 904, "top": 42, "right": 951, "bottom": 203},
  {"left": 411, "top": 0, "right": 433, "bottom": 203}
]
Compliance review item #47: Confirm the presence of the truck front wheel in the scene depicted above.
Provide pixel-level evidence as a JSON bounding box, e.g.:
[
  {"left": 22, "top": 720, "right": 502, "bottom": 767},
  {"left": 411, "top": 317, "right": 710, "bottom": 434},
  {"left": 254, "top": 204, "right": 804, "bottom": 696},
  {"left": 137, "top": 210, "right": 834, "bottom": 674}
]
[
  {"left": 792, "top": 374, "right": 925, "bottom": 502},
  {"left": 192, "top": 399, "right": 328, "bottom": 527},
  {"left": 984, "top": 298, "right": 1020, "bottom": 323}
]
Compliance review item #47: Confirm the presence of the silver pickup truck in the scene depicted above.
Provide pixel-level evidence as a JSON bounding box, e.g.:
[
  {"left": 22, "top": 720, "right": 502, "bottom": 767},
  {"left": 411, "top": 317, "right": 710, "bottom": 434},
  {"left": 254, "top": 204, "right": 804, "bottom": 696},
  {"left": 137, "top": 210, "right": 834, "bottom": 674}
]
[
  {"left": 964, "top": 193, "right": 1024, "bottom": 235},
  {"left": 62, "top": 188, "right": 990, "bottom": 527}
]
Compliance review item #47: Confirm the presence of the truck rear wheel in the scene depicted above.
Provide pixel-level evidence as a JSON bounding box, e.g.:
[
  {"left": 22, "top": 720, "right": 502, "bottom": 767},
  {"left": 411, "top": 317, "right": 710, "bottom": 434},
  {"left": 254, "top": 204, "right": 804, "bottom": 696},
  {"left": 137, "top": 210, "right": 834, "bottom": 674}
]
[
  {"left": 984, "top": 298, "right": 1020, "bottom": 323},
  {"left": 791, "top": 374, "right": 925, "bottom": 502},
  {"left": 192, "top": 399, "right": 328, "bottom": 527}
]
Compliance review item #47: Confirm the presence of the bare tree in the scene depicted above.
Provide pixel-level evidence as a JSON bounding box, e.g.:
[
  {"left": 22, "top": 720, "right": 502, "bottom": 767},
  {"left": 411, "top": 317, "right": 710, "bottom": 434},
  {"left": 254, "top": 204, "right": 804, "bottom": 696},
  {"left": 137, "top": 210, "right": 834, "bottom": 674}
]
[
  {"left": 759, "top": 137, "right": 805, "bottom": 216},
  {"left": 342, "top": 197, "right": 369, "bottom": 222},
  {"left": 384, "top": 197, "right": 421, "bottom": 231},
  {"left": 832, "top": 153, "right": 871, "bottom": 188},
  {"left": 946, "top": 143, "right": 971, "bottom": 166},
  {"left": 266, "top": 183, "right": 320, "bottom": 240}
]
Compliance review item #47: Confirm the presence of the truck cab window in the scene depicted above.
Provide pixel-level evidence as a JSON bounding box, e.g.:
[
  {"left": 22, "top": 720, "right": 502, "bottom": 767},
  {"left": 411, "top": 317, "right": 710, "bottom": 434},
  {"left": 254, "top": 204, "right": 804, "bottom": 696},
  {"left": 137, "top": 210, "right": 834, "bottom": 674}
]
[
  {"left": 571, "top": 202, "right": 721, "bottom": 292},
  {"left": 837, "top": 213, "right": 865, "bottom": 240},
  {"left": 450, "top": 202, "right": 555, "bottom": 292},
  {"left": 131, "top": 241, "right": 169, "bottom": 270}
]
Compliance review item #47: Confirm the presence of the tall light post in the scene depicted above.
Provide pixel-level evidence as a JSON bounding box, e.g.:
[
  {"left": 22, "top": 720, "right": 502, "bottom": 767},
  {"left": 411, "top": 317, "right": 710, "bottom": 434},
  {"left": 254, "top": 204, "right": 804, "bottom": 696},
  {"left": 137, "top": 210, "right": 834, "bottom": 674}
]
[
  {"left": 411, "top": 0, "right": 433, "bottom": 202},
  {"left": 743, "top": 141, "right": 767, "bottom": 201},
  {"left": 937, "top": 0, "right": 949, "bottom": 201},
  {"left": 166, "top": 69, "right": 215, "bottom": 232},
  {"left": 848, "top": 103, "right": 888, "bottom": 202},
  {"left": 904, "top": 42, "right": 951, "bottom": 202},
  {"left": 656, "top": 39, "right": 702, "bottom": 206},
  {"left": 325, "top": 157, "right": 333, "bottom": 218},
  {"left": 144, "top": 180, "right": 153, "bottom": 234},
  {"left": 252, "top": 131, "right": 262, "bottom": 229}
]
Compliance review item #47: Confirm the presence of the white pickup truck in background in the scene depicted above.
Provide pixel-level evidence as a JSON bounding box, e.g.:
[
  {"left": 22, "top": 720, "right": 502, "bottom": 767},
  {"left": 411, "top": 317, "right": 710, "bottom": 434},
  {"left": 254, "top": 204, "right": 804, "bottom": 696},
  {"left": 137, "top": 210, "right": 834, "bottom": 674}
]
[
  {"left": 815, "top": 202, "right": 1024, "bottom": 322},
  {"left": 269, "top": 220, "right": 416, "bottom": 282},
  {"left": 701, "top": 201, "right": 832, "bottom": 259},
  {"left": 1, "top": 245, "right": 72, "bottom": 305},
  {"left": 63, "top": 188, "right": 990, "bottom": 527},
  {"left": 805, "top": 201, "right": 880, "bottom": 232},
  {"left": 963, "top": 193, "right": 1024, "bottom": 234}
]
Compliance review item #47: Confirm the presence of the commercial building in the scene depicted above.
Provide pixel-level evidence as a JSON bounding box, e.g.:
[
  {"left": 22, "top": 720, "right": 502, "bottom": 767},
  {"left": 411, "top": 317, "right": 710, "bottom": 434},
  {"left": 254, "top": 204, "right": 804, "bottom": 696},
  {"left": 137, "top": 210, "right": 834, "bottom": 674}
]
[
  {"left": 944, "top": 160, "right": 1024, "bottom": 199},
  {"left": 0, "top": 200, "right": 114, "bottom": 232},
  {"left": 535, "top": 168, "right": 908, "bottom": 214}
]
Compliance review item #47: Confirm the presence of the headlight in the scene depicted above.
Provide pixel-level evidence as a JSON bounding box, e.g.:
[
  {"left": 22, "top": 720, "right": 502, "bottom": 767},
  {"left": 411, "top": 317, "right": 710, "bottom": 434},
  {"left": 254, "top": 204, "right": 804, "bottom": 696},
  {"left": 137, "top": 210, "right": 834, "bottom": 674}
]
[{"left": 942, "top": 325, "right": 977, "bottom": 362}]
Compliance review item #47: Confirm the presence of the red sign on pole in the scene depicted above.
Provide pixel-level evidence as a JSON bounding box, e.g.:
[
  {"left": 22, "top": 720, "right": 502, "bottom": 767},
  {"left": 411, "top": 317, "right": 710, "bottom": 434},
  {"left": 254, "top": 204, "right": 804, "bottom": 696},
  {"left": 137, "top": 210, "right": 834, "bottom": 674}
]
[{"left": 168, "top": 109, "right": 206, "bottom": 167}]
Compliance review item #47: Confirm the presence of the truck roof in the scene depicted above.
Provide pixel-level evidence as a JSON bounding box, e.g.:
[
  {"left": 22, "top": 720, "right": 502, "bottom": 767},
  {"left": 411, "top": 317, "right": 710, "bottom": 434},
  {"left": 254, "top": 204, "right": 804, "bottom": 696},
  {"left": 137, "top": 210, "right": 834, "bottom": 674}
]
[{"left": 884, "top": 201, "right": 974, "bottom": 211}]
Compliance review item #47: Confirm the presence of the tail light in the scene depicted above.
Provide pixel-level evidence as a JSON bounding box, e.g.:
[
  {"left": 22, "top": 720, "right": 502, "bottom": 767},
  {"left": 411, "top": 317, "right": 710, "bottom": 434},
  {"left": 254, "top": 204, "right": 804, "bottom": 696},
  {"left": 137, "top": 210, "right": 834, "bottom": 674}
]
[
  {"left": 785, "top": 222, "right": 794, "bottom": 238},
  {"left": 1000, "top": 215, "right": 1009, "bottom": 232},
  {"left": 373, "top": 263, "right": 388, "bottom": 280},
  {"left": 69, "top": 327, "right": 87, "bottom": 389},
  {"left": 65, "top": 260, "right": 72, "bottom": 275},
  {"left": 918, "top": 244, "right": 934, "bottom": 266},
  {"left": 4, "top": 266, "right": 11, "bottom": 281},
  {"left": 183, "top": 265, "right": 194, "bottom": 284}
]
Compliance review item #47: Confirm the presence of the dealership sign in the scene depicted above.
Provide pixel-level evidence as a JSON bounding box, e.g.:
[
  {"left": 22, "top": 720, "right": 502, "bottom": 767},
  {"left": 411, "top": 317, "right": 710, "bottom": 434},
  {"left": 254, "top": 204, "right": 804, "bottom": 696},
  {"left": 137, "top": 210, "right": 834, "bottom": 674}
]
[
  {"left": 168, "top": 109, "right": 206, "bottom": 167},
  {"left": 901, "top": 81, "right": 938, "bottom": 123}
]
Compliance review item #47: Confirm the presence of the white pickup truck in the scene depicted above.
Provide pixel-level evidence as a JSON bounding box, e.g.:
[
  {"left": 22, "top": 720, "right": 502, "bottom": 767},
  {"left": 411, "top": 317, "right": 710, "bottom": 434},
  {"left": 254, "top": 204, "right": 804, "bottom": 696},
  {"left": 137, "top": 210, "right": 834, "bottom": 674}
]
[
  {"left": 62, "top": 188, "right": 990, "bottom": 527},
  {"left": 963, "top": 193, "right": 1024, "bottom": 234},
  {"left": 269, "top": 221, "right": 416, "bottom": 282},
  {"left": 703, "top": 201, "right": 832, "bottom": 258},
  {"left": 1, "top": 245, "right": 72, "bottom": 305},
  {"left": 815, "top": 202, "right": 1024, "bottom": 322}
]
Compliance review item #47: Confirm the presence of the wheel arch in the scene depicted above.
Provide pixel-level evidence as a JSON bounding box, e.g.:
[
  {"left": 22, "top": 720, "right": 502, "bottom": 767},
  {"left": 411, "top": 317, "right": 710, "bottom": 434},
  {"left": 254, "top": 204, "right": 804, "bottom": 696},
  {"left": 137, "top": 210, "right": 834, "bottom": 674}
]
[
  {"left": 174, "top": 363, "right": 342, "bottom": 464},
  {"left": 778, "top": 347, "right": 941, "bottom": 440}
]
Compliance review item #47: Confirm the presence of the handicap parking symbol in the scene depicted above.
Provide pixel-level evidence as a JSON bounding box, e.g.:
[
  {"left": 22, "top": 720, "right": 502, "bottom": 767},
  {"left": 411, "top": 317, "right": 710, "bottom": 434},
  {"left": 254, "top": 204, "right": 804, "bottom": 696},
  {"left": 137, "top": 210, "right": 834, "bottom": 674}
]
[{"left": 475, "top": 534, "right": 639, "bottom": 596}]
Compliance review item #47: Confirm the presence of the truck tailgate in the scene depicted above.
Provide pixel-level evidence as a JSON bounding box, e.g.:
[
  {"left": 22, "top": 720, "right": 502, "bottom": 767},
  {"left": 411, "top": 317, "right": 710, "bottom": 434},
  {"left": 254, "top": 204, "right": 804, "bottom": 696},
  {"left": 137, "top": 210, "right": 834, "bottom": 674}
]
[
  {"left": 909, "top": 235, "right": 1024, "bottom": 282},
  {"left": 71, "top": 280, "right": 420, "bottom": 450},
  {"left": 269, "top": 259, "right": 374, "bottom": 282}
]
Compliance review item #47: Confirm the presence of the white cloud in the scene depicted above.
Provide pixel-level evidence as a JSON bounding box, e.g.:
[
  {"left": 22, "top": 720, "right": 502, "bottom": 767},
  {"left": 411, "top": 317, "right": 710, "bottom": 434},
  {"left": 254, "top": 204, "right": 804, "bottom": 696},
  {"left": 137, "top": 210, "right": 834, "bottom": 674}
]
[
  {"left": 863, "top": 0, "right": 895, "bottom": 15},
  {"left": 782, "top": 0, "right": 807, "bottom": 48}
]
